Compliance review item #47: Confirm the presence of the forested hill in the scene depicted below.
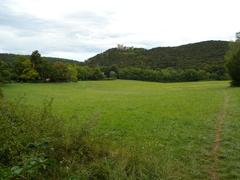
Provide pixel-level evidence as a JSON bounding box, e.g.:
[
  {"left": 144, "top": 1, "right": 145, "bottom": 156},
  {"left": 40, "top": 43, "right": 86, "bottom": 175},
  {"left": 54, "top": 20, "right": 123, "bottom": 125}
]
[
  {"left": 0, "top": 41, "right": 231, "bottom": 82},
  {"left": 86, "top": 41, "right": 229, "bottom": 69},
  {"left": 1, "top": 40, "right": 229, "bottom": 69},
  {"left": 0, "top": 53, "right": 82, "bottom": 65}
]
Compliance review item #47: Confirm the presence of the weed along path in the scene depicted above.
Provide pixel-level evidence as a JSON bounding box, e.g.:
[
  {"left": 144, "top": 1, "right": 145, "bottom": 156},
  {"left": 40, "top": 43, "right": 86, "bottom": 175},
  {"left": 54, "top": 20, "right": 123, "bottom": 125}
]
[{"left": 209, "top": 92, "right": 229, "bottom": 180}]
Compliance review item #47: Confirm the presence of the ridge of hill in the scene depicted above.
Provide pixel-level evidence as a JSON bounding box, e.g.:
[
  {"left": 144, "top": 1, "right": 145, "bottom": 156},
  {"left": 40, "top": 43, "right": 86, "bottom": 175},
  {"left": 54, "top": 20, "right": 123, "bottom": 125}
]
[
  {"left": 0, "top": 53, "right": 82, "bottom": 65},
  {"left": 86, "top": 40, "right": 229, "bottom": 69}
]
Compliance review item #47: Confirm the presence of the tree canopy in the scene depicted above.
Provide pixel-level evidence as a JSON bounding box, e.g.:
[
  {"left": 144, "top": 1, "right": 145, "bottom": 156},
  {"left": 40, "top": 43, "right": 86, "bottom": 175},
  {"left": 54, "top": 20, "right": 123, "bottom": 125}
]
[
  {"left": 87, "top": 41, "right": 229, "bottom": 70},
  {"left": 0, "top": 40, "right": 232, "bottom": 84},
  {"left": 225, "top": 42, "right": 240, "bottom": 86}
]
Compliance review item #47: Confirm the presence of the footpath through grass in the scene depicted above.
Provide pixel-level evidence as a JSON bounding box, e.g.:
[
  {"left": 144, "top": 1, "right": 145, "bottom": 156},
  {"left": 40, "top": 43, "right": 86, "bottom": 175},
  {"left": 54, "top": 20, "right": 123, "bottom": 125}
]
[{"left": 2, "top": 80, "right": 240, "bottom": 179}]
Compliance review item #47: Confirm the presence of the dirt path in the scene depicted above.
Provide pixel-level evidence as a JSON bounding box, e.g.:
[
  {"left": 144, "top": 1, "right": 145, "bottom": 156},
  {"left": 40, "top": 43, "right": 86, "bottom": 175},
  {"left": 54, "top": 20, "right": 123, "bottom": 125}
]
[{"left": 209, "top": 93, "right": 229, "bottom": 180}]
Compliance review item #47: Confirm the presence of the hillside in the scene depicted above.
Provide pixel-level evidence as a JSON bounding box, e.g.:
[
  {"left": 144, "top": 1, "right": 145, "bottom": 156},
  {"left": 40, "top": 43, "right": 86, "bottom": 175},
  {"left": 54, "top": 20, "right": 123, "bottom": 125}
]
[
  {"left": 1, "top": 41, "right": 229, "bottom": 69},
  {"left": 86, "top": 41, "right": 229, "bottom": 69},
  {"left": 0, "top": 41, "right": 230, "bottom": 82},
  {"left": 0, "top": 53, "right": 82, "bottom": 65}
]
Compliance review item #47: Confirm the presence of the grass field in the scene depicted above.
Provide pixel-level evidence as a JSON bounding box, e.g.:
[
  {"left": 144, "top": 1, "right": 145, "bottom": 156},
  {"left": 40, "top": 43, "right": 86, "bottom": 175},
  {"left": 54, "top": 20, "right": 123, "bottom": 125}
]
[{"left": 2, "top": 80, "right": 240, "bottom": 179}]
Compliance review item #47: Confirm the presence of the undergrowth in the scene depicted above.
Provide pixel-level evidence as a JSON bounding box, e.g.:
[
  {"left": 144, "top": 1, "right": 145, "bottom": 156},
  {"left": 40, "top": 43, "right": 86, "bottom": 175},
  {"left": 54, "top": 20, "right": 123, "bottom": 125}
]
[{"left": 0, "top": 91, "right": 158, "bottom": 179}]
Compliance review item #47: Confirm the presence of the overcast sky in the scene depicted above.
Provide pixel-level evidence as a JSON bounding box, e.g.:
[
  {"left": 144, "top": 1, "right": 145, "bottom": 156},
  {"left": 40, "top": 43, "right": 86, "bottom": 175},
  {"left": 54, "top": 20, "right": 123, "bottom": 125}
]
[{"left": 0, "top": 0, "right": 239, "bottom": 61}]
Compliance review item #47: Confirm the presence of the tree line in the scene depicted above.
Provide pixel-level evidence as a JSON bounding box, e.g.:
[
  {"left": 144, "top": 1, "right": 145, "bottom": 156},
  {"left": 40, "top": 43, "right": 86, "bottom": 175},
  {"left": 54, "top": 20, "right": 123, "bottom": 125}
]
[
  {"left": 0, "top": 51, "right": 104, "bottom": 83},
  {"left": 117, "top": 67, "right": 228, "bottom": 82},
  {"left": 0, "top": 50, "right": 229, "bottom": 83},
  {"left": 1, "top": 42, "right": 239, "bottom": 85}
]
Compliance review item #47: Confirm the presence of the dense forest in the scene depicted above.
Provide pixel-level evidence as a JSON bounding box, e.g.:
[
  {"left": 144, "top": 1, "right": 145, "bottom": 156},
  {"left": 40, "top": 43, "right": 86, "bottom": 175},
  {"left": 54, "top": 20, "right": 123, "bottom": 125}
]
[
  {"left": 88, "top": 41, "right": 230, "bottom": 81},
  {"left": 0, "top": 41, "right": 230, "bottom": 83},
  {"left": 87, "top": 41, "right": 229, "bottom": 68}
]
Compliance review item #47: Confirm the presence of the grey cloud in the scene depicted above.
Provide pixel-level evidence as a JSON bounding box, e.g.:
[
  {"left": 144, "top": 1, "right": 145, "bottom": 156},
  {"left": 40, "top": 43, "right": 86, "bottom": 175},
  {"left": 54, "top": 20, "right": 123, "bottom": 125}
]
[
  {"left": 0, "top": 5, "right": 50, "bottom": 34},
  {"left": 0, "top": 3, "right": 130, "bottom": 60},
  {"left": 67, "top": 11, "right": 111, "bottom": 27}
]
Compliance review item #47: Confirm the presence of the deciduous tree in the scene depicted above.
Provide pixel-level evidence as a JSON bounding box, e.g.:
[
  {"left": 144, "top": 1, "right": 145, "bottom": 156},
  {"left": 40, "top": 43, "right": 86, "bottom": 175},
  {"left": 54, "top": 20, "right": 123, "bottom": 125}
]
[{"left": 225, "top": 42, "right": 240, "bottom": 86}]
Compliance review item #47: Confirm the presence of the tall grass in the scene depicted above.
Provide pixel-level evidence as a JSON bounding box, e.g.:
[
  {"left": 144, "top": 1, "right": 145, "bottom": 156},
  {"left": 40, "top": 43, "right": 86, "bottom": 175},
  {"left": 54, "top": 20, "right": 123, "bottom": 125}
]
[{"left": 0, "top": 91, "right": 157, "bottom": 179}]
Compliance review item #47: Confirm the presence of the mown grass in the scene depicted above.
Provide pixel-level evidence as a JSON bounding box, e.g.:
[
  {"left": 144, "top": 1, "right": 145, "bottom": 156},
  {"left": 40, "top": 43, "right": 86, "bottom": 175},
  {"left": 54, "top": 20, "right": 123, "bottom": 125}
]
[{"left": 2, "top": 80, "right": 240, "bottom": 179}]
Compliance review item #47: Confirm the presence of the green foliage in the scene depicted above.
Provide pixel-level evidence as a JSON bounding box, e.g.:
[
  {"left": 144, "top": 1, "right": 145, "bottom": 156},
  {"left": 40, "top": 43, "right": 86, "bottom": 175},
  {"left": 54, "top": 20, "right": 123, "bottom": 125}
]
[
  {"left": 87, "top": 41, "right": 229, "bottom": 70},
  {"left": 119, "top": 67, "right": 214, "bottom": 82},
  {"left": 0, "top": 99, "right": 61, "bottom": 178},
  {"left": 225, "top": 42, "right": 240, "bottom": 86},
  {"left": 30, "top": 50, "right": 42, "bottom": 69},
  {"left": 77, "top": 66, "right": 105, "bottom": 80},
  {"left": 0, "top": 51, "right": 105, "bottom": 83},
  {"left": 86, "top": 41, "right": 229, "bottom": 81},
  {"left": 0, "top": 52, "right": 80, "bottom": 83},
  {"left": 77, "top": 66, "right": 90, "bottom": 80},
  {"left": 90, "top": 67, "right": 105, "bottom": 80},
  {"left": 0, "top": 53, "right": 81, "bottom": 66},
  {"left": 20, "top": 68, "right": 39, "bottom": 81},
  {"left": 109, "top": 71, "right": 117, "bottom": 79},
  {"left": 13, "top": 57, "right": 39, "bottom": 82},
  {"left": 0, "top": 60, "right": 11, "bottom": 82},
  {"left": 13, "top": 57, "right": 29, "bottom": 76},
  {"left": 67, "top": 65, "right": 78, "bottom": 82},
  {"left": 50, "top": 62, "right": 70, "bottom": 82},
  {"left": 0, "top": 41, "right": 231, "bottom": 83},
  {"left": 101, "top": 65, "right": 119, "bottom": 78},
  {"left": 181, "top": 69, "right": 204, "bottom": 81},
  {"left": 0, "top": 99, "right": 109, "bottom": 179},
  {"left": 0, "top": 95, "right": 163, "bottom": 179},
  {"left": 0, "top": 41, "right": 230, "bottom": 83}
]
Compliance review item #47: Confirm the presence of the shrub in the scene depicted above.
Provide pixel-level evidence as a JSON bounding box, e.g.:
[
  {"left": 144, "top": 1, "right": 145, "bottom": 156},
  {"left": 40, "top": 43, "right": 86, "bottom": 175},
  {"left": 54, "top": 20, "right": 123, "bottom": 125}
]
[
  {"left": 0, "top": 99, "right": 62, "bottom": 178},
  {"left": 0, "top": 98, "right": 110, "bottom": 179},
  {"left": 0, "top": 89, "right": 162, "bottom": 179}
]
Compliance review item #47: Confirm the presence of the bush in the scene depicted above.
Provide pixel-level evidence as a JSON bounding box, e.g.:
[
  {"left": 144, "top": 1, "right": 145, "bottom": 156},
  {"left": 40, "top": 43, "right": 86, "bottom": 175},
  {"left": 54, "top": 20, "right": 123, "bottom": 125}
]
[
  {"left": 0, "top": 98, "right": 109, "bottom": 179},
  {"left": 0, "top": 99, "right": 62, "bottom": 178}
]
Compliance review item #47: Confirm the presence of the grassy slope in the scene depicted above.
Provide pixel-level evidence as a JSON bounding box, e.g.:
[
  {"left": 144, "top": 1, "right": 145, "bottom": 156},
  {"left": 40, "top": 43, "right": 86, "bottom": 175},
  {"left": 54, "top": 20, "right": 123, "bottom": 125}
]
[{"left": 2, "top": 80, "right": 239, "bottom": 179}]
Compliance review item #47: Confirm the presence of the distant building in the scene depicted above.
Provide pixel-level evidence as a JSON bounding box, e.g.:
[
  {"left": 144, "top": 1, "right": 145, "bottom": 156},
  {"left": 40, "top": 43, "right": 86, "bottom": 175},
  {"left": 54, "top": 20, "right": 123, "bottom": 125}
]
[
  {"left": 117, "top": 44, "right": 134, "bottom": 50},
  {"left": 117, "top": 44, "right": 125, "bottom": 50}
]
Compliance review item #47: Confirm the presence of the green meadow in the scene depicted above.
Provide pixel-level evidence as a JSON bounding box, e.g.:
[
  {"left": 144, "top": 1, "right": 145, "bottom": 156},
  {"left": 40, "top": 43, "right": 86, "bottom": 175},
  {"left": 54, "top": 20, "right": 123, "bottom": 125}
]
[{"left": 2, "top": 80, "right": 240, "bottom": 179}]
